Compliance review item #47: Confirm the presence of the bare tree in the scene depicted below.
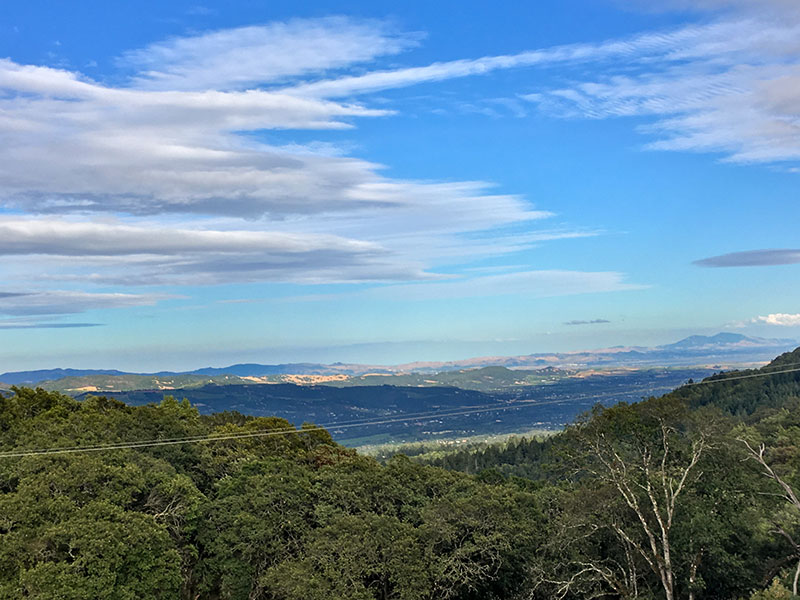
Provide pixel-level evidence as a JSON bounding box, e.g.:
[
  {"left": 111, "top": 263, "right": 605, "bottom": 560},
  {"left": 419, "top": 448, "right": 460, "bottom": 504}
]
[
  {"left": 589, "top": 425, "right": 706, "bottom": 599},
  {"left": 557, "top": 400, "right": 711, "bottom": 600},
  {"left": 742, "top": 439, "right": 800, "bottom": 596},
  {"left": 530, "top": 497, "right": 644, "bottom": 599}
]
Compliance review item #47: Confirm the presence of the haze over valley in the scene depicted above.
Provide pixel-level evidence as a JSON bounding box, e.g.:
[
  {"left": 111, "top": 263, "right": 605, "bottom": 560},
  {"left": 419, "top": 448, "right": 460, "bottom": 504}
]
[{"left": 2, "top": 333, "right": 792, "bottom": 446}]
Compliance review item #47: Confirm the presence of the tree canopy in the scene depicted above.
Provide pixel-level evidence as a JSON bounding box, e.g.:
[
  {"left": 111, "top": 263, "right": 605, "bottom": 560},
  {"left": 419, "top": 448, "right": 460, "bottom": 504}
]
[{"left": 3, "top": 348, "right": 800, "bottom": 599}]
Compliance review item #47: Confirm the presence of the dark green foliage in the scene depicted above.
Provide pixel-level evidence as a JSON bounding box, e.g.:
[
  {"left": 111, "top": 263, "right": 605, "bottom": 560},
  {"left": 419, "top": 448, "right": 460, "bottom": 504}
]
[
  {"left": 0, "top": 389, "right": 542, "bottom": 599},
  {"left": 4, "top": 349, "right": 800, "bottom": 599},
  {"left": 419, "top": 349, "right": 800, "bottom": 599},
  {"left": 424, "top": 435, "right": 553, "bottom": 479},
  {"left": 668, "top": 348, "right": 800, "bottom": 417}
]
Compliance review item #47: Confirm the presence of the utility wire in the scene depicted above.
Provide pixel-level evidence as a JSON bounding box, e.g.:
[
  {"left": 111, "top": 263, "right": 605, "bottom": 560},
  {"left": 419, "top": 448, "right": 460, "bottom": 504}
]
[
  {"left": 1, "top": 364, "right": 799, "bottom": 459},
  {"left": 0, "top": 385, "right": 671, "bottom": 458},
  {"left": 683, "top": 365, "right": 800, "bottom": 385},
  {"left": 0, "top": 381, "right": 676, "bottom": 457}
]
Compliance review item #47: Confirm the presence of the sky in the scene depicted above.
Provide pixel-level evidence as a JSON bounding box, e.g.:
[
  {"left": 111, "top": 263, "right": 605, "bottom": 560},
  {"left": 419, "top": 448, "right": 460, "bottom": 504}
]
[{"left": 0, "top": 0, "right": 799, "bottom": 371}]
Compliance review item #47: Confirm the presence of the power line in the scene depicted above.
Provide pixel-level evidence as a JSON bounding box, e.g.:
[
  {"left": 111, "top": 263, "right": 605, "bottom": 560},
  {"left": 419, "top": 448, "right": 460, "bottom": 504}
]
[
  {"left": 683, "top": 365, "right": 800, "bottom": 385},
  {"left": 0, "top": 399, "right": 575, "bottom": 459},
  {"left": 0, "top": 383, "right": 681, "bottom": 459},
  {"left": 0, "top": 381, "right": 673, "bottom": 458},
  {"left": 1, "top": 364, "right": 799, "bottom": 459}
]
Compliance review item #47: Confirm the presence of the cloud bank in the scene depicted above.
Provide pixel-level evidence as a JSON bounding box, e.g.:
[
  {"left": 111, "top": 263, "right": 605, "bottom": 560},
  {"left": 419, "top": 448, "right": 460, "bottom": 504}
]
[{"left": 21, "top": 10, "right": 798, "bottom": 313}]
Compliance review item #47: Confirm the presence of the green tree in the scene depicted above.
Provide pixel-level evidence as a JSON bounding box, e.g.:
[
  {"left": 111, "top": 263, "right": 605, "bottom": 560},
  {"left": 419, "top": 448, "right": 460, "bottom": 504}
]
[{"left": 546, "top": 398, "right": 758, "bottom": 600}]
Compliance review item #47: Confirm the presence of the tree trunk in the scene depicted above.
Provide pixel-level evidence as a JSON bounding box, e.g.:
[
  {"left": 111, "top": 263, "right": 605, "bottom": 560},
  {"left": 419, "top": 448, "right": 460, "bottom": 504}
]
[{"left": 688, "top": 548, "right": 702, "bottom": 600}]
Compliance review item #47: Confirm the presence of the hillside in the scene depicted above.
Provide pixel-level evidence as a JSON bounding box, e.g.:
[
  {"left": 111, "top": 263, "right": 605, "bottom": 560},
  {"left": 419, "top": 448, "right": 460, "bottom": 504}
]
[
  {"left": 0, "top": 389, "right": 541, "bottom": 599},
  {"left": 30, "top": 365, "right": 573, "bottom": 394},
  {"left": 3, "top": 348, "right": 800, "bottom": 598},
  {"left": 2, "top": 333, "right": 793, "bottom": 391},
  {"left": 671, "top": 346, "right": 800, "bottom": 415},
  {"left": 319, "top": 366, "right": 572, "bottom": 391},
  {"left": 0, "top": 368, "right": 130, "bottom": 386},
  {"left": 34, "top": 373, "right": 261, "bottom": 393},
  {"left": 422, "top": 346, "right": 800, "bottom": 478}
]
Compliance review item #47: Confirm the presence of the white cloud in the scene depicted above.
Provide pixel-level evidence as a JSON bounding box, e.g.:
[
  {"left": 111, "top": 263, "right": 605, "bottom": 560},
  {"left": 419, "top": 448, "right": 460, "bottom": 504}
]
[
  {"left": 0, "top": 56, "right": 553, "bottom": 233},
  {"left": 266, "top": 13, "right": 800, "bottom": 167},
  {"left": 622, "top": 0, "right": 800, "bottom": 18},
  {"left": 0, "top": 40, "right": 569, "bottom": 288},
  {"left": 522, "top": 16, "right": 800, "bottom": 165},
  {"left": 0, "top": 218, "right": 379, "bottom": 256},
  {"left": 286, "top": 21, "right": 734, "bottom": 98},
  {"left": 0, "top": 319, "right": 102, "bottom": 330},
  {"left": 0, "top": 17, "right": 650, "bottom": 295},
  {"left": 6, "top": 13, "right": 793, "bottom": 225},
  {"left": 122, "top": 17, "right": 421, "bottom": 91},
  {"left": 369, "top": 270, "right": 646, "bottom": 301},
  {"left": 0, "top": 290, "right": 171, "bottom": 316},
  {"left": 756, "top": 313, "right": 800, "bottom": 326},
  {"left": 694, "top": 249, "right": 800, "bottom": 267},
  {"left": 0, "top": 218, "right": 432, "bottom": 285}
]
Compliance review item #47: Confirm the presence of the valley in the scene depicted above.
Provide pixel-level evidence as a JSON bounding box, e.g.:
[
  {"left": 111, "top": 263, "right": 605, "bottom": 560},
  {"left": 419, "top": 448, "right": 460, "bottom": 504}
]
[{"left": 70, "top": 366, "right": 715, "bottom": 446}]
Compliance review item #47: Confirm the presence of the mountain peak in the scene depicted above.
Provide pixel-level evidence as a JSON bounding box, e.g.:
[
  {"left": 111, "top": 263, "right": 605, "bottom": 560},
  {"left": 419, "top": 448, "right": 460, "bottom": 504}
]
[{"left": 664, "top": 333, "right": 790, "bottom": 350}]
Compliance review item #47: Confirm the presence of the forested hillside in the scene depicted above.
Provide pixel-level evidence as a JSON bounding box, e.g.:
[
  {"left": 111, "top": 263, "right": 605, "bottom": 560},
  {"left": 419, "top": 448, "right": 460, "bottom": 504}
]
[
  {"left": 2, "top": 349, "right": 800, "bottom": 598},
  {"left": 0, "top": 389, "right": 540, "bottom": 599},
  {"left": 426, "top": 348, "right": 800, "bottom": 477},
  {"left": 673, "top": 347, "right": 800, "bottom": 415},
  {"left": 421, "top": 349, "right": 800, "bottom": 598}
]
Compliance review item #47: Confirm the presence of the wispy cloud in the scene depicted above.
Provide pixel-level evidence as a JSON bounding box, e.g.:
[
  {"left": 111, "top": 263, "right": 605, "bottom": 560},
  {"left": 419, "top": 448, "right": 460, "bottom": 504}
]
[
  {"left": 0, "top": 59, "right": 403, "bottom": 219},
  {"left": 0, "top": 217, "right": 586, "bottom": 285},
  {"left": 0, "top": 218, "right": 379, "bottom": 256},
  {"left": 0, "top": 321, "right": 103, "bottom": 330},
  {"left": 622, "top": 0, "right": 800, "bottom": 17},
  {"left": 122, "top": 17, "right": 421, "bottom": 91},
  {"left": 0, "top": 218, "right": 417, "bottom": 285},
  {"left": 0, "top": 290, "right": 173, "bottom": 316},
  {"left": 185, "top": 6, "right": 217, "bottom": 17},
  {"left": 267, "top": 10, "right": 800, "bottom": 167},
  {"left": 369, "top": 270, "right": 646, "bottom": 301},
  {"left": 694, "top": 249, "right": 800, "bottom": 267},
  {"left": 521, "top": 15, "right": 800, "bottom": 165},
  {"left": 564, "top": 319, "right": 611, "bottom": 325},
  {"left": 0, "top": 41, "right": 561, "bottom": 286},
  {"left": 0, "top": 15, "right": 662, "bottom": 296},
  {"left": 286, "top": 22, "right": 731, "bottom": 98},
  {"left": 0, "top": 54, "right": 546, "bottom": 231}
]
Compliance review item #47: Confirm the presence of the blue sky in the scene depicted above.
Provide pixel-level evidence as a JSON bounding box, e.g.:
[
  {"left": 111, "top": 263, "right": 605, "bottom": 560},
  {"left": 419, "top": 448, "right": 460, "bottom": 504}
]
[{"left": 0, "top": 0, "right": 799, "bottom": 371}]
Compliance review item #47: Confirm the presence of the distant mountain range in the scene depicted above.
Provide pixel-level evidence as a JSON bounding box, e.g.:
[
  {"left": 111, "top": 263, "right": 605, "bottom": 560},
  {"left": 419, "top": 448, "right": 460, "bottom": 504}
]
[
  {"left": 14, "top": 366, "right": 571, "bottom": 395},
  {"left": 380, "top": 333, "right": 798, "bottom": 373},
  {"left": 0, "top": 368, "right": 129, "bottom": 386},
  {"left": 0, "top": 333, "right": 795, "bottom": 389}
]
